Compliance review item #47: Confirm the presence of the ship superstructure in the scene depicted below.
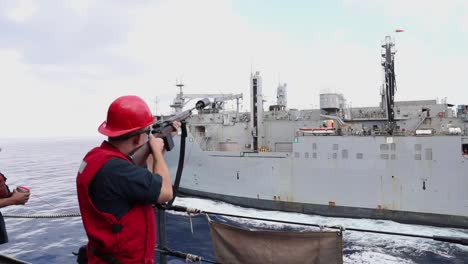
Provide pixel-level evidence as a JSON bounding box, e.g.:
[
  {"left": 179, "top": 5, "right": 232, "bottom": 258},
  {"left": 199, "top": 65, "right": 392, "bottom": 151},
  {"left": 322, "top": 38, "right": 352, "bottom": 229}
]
[{"left": 165, "top": 36, "right": 468, "bottom": 228}]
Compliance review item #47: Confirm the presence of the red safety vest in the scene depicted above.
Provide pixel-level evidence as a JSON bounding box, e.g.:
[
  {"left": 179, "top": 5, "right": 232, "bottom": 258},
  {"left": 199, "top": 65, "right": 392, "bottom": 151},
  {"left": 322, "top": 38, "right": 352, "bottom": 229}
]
[{"left": 76, "top": 142, "right": 156, "bottom": 264}]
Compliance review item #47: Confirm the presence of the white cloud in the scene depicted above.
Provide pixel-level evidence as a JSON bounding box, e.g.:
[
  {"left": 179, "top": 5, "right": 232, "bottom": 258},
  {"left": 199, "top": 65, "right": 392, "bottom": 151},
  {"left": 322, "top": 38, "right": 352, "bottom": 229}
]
[
  {"left": 461, "top": 14, "right": 468, "bottom": 33},
  {"left": 5, "top": 0, "right": 36, "bottom": 23},
  {"left": 113, "top": 0, "right": 385, "bottom": 111},
  {"left": 395, "top": 36, "right": 468, "bottom": 105},
  {"left": 65, "top": 0, "right": 96, "bottom": 16},
  {"left": 0, "top": 48, "right": 112, "bottom": 138},
  {"left": 343, "top": 0, "right": 468, "bottom": 33},
  {"left": 113, "top": 0, "right": 286, "bottom": 108}
]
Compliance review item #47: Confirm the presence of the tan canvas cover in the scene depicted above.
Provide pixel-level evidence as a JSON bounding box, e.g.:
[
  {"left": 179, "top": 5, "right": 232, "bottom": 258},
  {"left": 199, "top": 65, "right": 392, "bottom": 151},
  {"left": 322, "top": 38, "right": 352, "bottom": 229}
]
[{"left": 209, "top": 220, "right": 343, "bottom": 264}]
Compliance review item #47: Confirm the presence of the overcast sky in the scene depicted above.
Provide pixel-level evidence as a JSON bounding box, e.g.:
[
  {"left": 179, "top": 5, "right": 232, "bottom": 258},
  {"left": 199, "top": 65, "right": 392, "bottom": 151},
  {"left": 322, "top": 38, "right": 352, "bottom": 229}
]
[{"left": 1, "top": 0, "right": 467, "bottom": 138}]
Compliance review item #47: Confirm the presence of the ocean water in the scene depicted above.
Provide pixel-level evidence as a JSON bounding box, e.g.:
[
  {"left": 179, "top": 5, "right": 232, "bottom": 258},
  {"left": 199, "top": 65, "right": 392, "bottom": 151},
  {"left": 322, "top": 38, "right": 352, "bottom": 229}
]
[{"left": 0, "top": 137, "right": 467, "bottom": 264}]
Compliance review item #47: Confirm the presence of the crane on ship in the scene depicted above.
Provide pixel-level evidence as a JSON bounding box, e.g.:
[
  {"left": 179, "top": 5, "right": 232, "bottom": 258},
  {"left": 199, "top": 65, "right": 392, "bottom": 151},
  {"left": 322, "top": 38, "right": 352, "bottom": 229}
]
[
  {"left": 381, "top": 35, "right": 397, "bottom": 134},
  {"left": 170, "top": 82, "right": 243, "bottom": 114}
]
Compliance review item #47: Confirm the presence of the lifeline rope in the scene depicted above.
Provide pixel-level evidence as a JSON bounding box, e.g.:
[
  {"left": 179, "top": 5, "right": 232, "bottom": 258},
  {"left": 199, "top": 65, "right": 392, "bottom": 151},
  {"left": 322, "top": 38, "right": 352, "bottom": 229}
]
[
  {"left": 3, "top": 213, "right": 81, "bottom": 218},
  {"left": 4, "top": 205, "right": 468, "bottom": 246},
  {"left": 161, "top": 205, "right": 468, "bottom": 246}
]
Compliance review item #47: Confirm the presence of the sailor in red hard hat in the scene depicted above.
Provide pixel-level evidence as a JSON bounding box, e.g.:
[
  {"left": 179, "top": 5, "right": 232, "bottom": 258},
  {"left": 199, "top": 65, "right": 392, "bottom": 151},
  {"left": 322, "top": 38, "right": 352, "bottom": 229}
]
[
  {"left": 76, "top": 95, "right": 180, "bottom": 264},
  {"left": 98, "top": 95, "right": 157, "bottom": 138}
]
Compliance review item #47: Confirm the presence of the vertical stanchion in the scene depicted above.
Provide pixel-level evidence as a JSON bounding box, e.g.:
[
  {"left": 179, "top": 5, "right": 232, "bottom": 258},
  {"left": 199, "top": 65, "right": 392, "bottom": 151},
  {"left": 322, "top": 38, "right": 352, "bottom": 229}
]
[{"left": 157, "top": 207, "right": 167, "bottom": 264}]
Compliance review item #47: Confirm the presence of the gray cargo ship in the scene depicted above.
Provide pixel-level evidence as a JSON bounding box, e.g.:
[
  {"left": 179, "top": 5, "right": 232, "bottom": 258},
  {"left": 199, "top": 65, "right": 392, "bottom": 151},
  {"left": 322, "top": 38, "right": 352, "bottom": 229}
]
[{"left": 164, "top": 36, "right": 468, "bottom": 228}]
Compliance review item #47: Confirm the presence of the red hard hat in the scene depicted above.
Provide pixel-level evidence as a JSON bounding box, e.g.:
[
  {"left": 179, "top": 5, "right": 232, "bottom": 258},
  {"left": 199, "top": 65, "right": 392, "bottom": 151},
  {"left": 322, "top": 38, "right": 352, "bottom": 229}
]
[{"left": 98, "top": 95, "right": 155, "bottom": 137}]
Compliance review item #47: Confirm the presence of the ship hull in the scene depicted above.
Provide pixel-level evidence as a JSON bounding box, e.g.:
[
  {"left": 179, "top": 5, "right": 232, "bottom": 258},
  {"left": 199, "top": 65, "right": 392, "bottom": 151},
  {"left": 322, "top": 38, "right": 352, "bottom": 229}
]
[{"left": 167, "top": 135, "right": 468, "bottom": 228}]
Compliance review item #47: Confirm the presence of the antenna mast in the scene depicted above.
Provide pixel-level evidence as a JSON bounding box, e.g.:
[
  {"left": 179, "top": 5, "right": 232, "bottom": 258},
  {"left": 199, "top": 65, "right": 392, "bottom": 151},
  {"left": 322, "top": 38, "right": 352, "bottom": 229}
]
[{"left": 381, "top": 35, "right": 397, "bottom": 134}]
